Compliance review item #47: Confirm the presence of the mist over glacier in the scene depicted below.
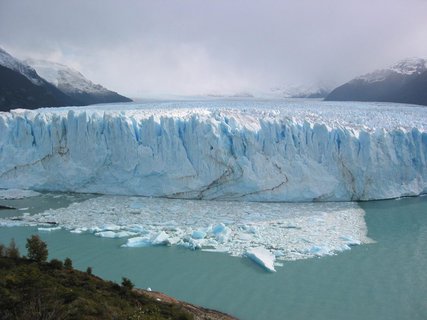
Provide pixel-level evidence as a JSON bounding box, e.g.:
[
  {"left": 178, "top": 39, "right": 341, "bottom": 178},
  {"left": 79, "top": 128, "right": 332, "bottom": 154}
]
[{"left": 0, "top": 100, "right": 426, "bottom": 202}]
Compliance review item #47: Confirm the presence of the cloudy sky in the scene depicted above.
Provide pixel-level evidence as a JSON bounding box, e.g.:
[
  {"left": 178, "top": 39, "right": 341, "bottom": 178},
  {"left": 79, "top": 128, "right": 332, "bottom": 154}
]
[{"left": 1, "top": 0, "right": 427, "bottom": 97}]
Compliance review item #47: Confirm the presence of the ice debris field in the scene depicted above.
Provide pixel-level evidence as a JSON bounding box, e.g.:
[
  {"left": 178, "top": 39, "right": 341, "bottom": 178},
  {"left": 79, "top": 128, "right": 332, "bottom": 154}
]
[
  {"left": 1, "top": 192, "right": 372, "bottom": 272},
  {"left": 0, "top": 100, "right": 426, "bottom": 202}
]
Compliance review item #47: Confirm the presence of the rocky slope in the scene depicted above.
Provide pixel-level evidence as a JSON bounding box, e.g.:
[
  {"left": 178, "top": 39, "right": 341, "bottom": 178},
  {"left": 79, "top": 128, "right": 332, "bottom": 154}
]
[{"left": 0, "top": 255, "right": 237, "bottom": 320}]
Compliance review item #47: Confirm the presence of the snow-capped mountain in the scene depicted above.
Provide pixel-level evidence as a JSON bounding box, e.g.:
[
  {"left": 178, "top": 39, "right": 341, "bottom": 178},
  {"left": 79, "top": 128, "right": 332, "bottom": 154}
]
[
  {"left": 0, "top": 48, "right": 76, "bottom": 111},
  {"left": 326, "top": 58, "right": 427, "bottom": 106},
  {"left": 0, "top": 47, "right": 132, "bottom": 111},
  {"left": 389, "top": 57, "right": 426, "bottom": 75},
  {"left": 26, "top": 59, "right": 132, "bottom": 105}
]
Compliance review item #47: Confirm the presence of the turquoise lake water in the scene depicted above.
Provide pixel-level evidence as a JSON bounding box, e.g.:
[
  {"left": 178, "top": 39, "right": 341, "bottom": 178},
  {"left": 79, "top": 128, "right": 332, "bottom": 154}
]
[{"left": 1, "top": 195, "right": 426, "bottom": 320}]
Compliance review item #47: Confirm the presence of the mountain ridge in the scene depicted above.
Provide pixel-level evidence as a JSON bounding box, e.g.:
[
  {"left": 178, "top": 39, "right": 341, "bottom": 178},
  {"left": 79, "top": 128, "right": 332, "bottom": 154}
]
[
  {"left": 0, "top": 48, "right": 132, "bottom": 111},
  {"left": 26, "top": 58, "right": 132, "bottom": 106},
  {"left": 325, "top": 58, "right": 427, "bottom": 106}
]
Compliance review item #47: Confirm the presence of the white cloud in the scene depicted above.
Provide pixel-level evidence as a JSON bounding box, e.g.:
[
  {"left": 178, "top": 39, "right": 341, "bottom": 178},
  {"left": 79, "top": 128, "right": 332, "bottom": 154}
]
[{"left": 1, "top": 0, "right": 427, "bottom": 96}]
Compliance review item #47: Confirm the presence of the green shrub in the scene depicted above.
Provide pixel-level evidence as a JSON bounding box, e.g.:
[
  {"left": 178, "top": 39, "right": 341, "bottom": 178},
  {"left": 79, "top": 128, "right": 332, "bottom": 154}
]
[{"left": 86, "top": 266, "right": 92, "bottom": 275}]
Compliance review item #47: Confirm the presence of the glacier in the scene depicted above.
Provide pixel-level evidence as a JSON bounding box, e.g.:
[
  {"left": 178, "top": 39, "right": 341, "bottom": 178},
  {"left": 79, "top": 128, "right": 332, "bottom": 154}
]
[{"left": 0, "top": 100, "right": 426, "bottom": 202}]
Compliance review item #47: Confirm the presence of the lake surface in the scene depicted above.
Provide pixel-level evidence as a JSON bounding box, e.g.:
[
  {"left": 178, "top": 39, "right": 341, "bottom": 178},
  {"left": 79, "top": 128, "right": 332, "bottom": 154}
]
[{"left": 1, "top": 195, "right": 426, "bottom": 320}]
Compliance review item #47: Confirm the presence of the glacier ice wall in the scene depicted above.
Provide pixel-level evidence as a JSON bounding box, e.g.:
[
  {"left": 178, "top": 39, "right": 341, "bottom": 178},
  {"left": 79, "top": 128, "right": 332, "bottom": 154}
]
[{"left": 0, "top": 103, "right": 426, "bottom": 201}]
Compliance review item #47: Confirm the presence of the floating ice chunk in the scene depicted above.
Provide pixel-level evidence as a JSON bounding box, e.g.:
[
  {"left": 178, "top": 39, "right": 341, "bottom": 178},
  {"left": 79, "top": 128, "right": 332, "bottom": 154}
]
[
  {"left": 0, "top": 189, "right": 41, "bottom": 200},
  {"left": 127, "top": 225, "right": 146, "bottom": 233},
  {"left": 95, "top": 230, "right": 136, "bottom": 238},
  {"left": 151, "top": 231, "right": 170, "bottom": 245},
  {"left": 340, "top": 235, "right": 361, "bottom": 246},
  {"left": 183, "top": 238, "right": 204, "bottom": 250},
  {"left": 246, "top": 247, "right": 276, "bottom": 272},
  {"left": 273, "top": 250, "right": 285, "bottom": 257},
  {"left": 213, "top": 223, "right": 231, "bottom": 243},
  {"left": 124, "top": 236, "right": 151, "bottom": 247},
  {"left": 0, "top": 220, "right": 27, "bottom": 227},
  {"left": 308, "top": 246, "right": 331, "bottom": 256},
  {"left": 124, "top": 231, "right": 171, "bottom": 247},
  {"left": 38, "top": 226, "right": 61, "bottom": 232},
  {"left": 100, "top": 224, "right": 121, "bottom": 231},
  {"left": 167, "top": 236, "right": 181, "bottom": 245},
  {"left": 70, "top": 227, "right": 88, "bottom": 234},
  {"left": 95, "top": 231, "right": 117, "bottom": 238},
  {"left": 191, "top": 230, "right": 206, "bottom": 239},
  {"left": 202, "top": 246, "right": 230, "bottom": 253},
  {"left": 213, "top": 223, "right": 226, "bottom": 235}
]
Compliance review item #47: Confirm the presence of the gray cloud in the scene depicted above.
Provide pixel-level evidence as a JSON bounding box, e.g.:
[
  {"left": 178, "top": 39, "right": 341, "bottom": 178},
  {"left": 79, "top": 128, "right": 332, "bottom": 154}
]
[{"left": 1, "top": 0, "right": 427, "bottom": 96}]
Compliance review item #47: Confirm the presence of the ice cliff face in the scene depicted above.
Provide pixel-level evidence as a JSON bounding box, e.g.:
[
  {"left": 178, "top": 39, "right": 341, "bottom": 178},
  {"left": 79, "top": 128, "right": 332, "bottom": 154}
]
[{"left": 0, "top": 101, "right": 426, "bottom": 201}]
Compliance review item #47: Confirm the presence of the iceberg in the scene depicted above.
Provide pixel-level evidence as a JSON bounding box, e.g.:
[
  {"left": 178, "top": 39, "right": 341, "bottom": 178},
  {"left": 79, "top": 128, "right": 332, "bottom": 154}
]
[
  {"left": 246, "top": 247, "right": 276, "bottom": 272},
  {"left": 95, "top": 230, "right": 136, "bottom": 238},
  {"left": 0, "top": 101, "right": 426, "bottom": 201},
  {"left": 191, "top": 230, "right": 207, "bottom": 239},
  {"left": 151, "top": 231, "right": 171, "bottom": 246}
]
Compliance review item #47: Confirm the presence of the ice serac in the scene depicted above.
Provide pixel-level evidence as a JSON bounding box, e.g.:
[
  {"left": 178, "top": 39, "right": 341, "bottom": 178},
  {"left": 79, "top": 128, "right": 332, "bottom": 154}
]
[{"left": 0, "top": 102, "right": 426, "bottom": 202}]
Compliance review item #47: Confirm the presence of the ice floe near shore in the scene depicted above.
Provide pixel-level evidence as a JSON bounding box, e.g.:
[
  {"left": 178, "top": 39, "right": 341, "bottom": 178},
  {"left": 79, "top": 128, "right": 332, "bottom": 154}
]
[{"left": 1, "top": 195, "right": 373, "bottom": 267}]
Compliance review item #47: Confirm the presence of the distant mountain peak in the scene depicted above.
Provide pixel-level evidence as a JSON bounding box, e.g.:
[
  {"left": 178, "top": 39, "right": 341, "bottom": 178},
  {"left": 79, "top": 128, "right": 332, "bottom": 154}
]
[
  {"left": 389, "top": 57, "right": 426, "bottom": 75},
  {"left": 356, "top": 57, "right": 427, "bottom": 83},
  {"left": 326, "top": 57, "right": 427, "bottom": 106}
]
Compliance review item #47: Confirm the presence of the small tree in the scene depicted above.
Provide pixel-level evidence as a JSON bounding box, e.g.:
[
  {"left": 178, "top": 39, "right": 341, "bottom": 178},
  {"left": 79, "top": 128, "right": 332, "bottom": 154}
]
[
  {"left": 26, "top": 235, "right": 48, "bottom": 263},
  {"left": 6, "top": 238, "right": 20, "bottom": 259},
  {"left": 86, "top": 267, "right": 92, "bottom": 275},
  {"left": 64, "top": 257, "right": 73, "bottom": 270},
  {"left": 121, "top": 277, "right": 134, "bottom": 290},
  {"left": 0, "top": 243, "right": 5, "bottom": 257}
]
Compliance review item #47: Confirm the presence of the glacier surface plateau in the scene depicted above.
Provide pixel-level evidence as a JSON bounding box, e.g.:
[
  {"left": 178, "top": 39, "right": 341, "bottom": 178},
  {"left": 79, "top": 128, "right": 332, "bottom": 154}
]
[{"left": 0, "top": 100, "right": 426, "bottom": 201}]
